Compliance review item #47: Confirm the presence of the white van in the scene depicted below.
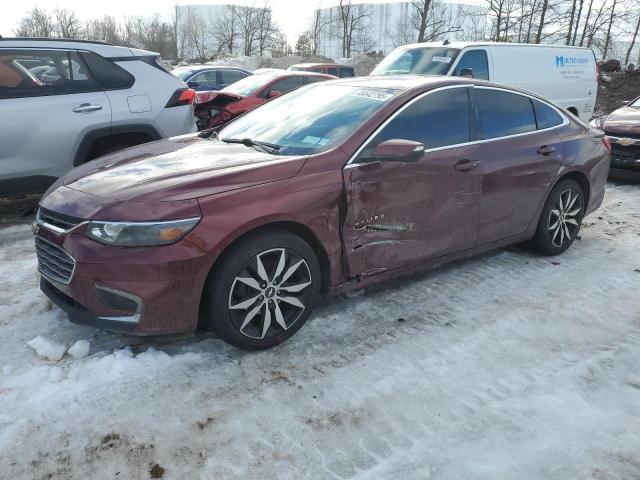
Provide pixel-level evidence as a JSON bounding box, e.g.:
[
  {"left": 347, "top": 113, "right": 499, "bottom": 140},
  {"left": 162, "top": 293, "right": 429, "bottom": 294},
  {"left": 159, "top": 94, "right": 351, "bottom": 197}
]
[{"left": 370, "top": 41, "right": 598, "bottom": 122}]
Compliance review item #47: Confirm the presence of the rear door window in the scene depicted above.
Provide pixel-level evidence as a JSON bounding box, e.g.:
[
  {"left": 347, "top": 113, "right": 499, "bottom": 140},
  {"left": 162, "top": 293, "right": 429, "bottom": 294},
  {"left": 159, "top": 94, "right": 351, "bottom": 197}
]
[
  {"left": 221, "top": 69, "right": 245, "bottom": 84},
  {"left": 532, "top": 99, "right": 564, "bottom": 129},
  {"left": 475, "top": 88, "right": 536, "bottom": 139},
  {"left": 361, "top": 87, "right": 471, "bottom": 155},
  {"left": 0, "top": 49, "right": 99, "bottom": 98},
  {"left": 79, "top": 51, "right": 134, "bottom": 90},
  {"left": 453, "top": 50, "right": 489, "bottom": 80}
]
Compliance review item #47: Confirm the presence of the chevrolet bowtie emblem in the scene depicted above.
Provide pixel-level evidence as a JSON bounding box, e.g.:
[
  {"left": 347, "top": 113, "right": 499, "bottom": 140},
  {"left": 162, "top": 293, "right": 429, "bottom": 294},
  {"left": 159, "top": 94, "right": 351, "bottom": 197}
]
[{"left": 617, "top": 137, "right": 635, "bottom": 146}]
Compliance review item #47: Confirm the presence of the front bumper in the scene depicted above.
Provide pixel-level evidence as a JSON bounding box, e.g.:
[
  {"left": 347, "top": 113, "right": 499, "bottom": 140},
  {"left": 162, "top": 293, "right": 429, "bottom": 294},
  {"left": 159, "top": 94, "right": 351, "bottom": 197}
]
[
  {"left": 608, "top": 135, "right": 640, "bottom": 171},
  {"left": 35, "top": 224, "right": 211, "bottom": 336}
]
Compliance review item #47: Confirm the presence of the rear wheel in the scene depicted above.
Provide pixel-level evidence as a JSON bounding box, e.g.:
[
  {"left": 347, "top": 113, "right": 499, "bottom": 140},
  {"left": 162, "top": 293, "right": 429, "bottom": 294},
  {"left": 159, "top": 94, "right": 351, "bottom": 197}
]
[
  {"left": 530, "top": 179, "right": 585, "bottom": 255},
  {"left": 202, "top": 231, "right": 321, "bottom": 350}
]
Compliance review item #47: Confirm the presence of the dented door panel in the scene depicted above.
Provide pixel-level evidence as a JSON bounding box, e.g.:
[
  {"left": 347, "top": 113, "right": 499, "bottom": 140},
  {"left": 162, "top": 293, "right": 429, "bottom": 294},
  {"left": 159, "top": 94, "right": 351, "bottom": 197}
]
[{"left": 343, "top": 144, "right": 482, "bottom": 277}]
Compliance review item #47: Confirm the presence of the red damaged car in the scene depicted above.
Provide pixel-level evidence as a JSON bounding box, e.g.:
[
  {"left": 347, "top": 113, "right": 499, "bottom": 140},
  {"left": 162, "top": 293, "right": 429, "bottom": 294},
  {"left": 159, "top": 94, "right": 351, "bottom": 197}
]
[
  {"left": 34, "top": 76, "right": 610, "bottom": 350},
  {"left": 194, "top": 70, "right": 335, "bottom": 129}
]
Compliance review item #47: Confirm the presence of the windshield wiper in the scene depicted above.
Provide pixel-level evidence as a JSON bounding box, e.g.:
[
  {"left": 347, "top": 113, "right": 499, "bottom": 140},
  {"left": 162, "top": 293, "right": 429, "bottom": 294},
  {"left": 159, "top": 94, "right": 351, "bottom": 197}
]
[{"left": 222, "top": 137, "right": 280, "bottom": 155}]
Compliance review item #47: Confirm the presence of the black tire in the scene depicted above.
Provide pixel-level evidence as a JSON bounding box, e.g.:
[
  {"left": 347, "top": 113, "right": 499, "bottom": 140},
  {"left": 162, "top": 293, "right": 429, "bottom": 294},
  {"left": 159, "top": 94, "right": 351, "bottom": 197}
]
[
  {"left": 202, "top": 230, "right": 321, "bottom": 350},
  {"left": 530, "top": 179, "right": 585, "bottom": 256}
]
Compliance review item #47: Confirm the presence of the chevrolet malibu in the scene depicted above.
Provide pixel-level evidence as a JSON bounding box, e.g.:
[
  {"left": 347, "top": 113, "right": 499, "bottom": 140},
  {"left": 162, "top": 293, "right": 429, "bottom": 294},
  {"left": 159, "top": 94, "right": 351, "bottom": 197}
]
[{"left": 34, "top": 76, "right": 611, "bottom": 350}]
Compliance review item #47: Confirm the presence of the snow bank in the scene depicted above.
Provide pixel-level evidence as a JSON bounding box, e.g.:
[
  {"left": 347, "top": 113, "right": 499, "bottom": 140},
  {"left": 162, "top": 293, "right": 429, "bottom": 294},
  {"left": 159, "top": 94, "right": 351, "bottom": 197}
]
[{"left": 26, "top": 336, "right": 66, "bottom": 361}]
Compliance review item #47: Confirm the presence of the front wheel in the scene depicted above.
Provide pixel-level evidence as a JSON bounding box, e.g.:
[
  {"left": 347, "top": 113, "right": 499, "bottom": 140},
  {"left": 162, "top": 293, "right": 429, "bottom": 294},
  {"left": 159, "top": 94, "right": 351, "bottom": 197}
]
[
  {"left": 202, "top": 231, "right": 321, "bottom": 350},
  {"left": 530, "top": 179, "right": 585, "bottom": 255}
]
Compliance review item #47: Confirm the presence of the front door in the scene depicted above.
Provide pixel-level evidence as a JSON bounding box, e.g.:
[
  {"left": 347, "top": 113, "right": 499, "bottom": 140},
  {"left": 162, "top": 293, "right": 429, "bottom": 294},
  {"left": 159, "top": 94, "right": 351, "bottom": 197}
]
[
  {"left": 342, "top": 86, "right": 482, "bottom": 277},
  {"left": 0, "top": 48, "right": 111, "bottom": 185}
]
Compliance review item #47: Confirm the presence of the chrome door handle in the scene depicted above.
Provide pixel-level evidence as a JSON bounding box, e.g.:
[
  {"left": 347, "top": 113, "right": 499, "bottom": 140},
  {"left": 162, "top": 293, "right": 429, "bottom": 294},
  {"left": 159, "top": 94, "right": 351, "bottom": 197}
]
[
  {"left": 453, "top": 159, "right": 479, "bottom": 171},
  {"left": 537, "top": 145, "right": 556, "bottom": 156},
  {"left": 73, "top": 103, "right": 102, "bottom": 113}
]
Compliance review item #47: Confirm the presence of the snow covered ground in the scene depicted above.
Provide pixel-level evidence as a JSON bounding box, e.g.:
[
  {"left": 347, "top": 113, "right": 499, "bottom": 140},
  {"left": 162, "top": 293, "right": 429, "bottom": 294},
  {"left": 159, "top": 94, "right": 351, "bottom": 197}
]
[{"left": 1, "top": 182, "right": 639, "bottom": 480}]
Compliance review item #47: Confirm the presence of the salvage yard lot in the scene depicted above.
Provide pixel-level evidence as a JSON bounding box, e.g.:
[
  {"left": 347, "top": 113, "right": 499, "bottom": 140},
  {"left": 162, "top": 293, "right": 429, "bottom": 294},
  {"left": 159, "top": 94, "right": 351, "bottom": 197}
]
[{"left": 1, "top": 182, "right": 639, "bottom": 480}]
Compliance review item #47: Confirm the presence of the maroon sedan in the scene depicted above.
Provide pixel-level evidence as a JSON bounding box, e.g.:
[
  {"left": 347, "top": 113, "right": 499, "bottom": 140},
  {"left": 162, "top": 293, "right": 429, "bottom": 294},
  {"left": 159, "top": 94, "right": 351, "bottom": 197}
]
[
  {"left": 35, "top": 76, "right": 610, "bottom": 350},
  {"left": 591, "top": 95, "right": 640, "bottom": 173},
  {"left": 194, "top": 70, "right": 335, "bottom": 129}
]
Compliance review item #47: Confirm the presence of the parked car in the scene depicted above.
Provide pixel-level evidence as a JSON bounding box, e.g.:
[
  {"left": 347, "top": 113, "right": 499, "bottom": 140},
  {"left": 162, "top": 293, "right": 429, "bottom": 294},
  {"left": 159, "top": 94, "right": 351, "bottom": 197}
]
[
  {"left": 288, "top": 63, "right": 355, "bottom": 78},
  {"left": 590, "top": 96, "right": 640, "bottom": 174},
  {"left": 171, "top": 65, "right": 252, "bottom": 91},
  {"left": 34, "top": 76, "right": 610, "bottom": 350},
  {"left": 370, "top": 41, "right": 599, "bottom": 123},
  {"left": 193, "top": 71, "right": 334, "bottom": 129},
  {"left": 0, "top": 38, "right": 197, "bottom": 195}
]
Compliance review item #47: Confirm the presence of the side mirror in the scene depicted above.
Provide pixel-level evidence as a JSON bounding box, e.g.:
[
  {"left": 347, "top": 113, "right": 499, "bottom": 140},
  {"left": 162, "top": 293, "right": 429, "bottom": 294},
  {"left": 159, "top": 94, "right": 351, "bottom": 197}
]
[
  {"left": 373, "top": 139, "right": 425, "bottom": 162},
  {"left": 460, "top": 68, "right": 474, "bottom": 78},
  {"left": 187, "top": 81, "right": 199, "bottom": 88},
  {"left": 267, "top": 90, "right": 282, "bottom": 99}
]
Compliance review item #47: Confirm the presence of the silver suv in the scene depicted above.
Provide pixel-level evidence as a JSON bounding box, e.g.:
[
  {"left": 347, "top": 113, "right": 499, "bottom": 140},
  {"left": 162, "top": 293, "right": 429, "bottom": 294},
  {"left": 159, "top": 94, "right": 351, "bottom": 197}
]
[{"left": 0, "top": 38, "right": 197, "bottom": 194}]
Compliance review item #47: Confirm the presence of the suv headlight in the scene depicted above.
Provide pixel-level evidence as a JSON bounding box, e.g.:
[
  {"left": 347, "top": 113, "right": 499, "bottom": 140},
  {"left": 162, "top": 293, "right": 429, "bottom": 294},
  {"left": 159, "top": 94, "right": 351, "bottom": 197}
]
[
  {"left": 589, "top": 116, "right": 606, "bottom": 129},
  {"left": 86, "top": 217, "right": 201, "bottom": 247}
]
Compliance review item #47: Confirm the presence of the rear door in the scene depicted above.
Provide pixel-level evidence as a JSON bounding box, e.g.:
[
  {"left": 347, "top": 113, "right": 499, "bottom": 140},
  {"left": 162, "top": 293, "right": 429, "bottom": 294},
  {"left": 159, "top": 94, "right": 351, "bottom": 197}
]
[
  {"left": 0, "top": 48, "right": 111, "bottom": 186},
  {"left": 343, "top": 86, "right": 482, "bottom": 276},
  {"left": 472, "top": 87, "right": 564, "bottom": 245}
]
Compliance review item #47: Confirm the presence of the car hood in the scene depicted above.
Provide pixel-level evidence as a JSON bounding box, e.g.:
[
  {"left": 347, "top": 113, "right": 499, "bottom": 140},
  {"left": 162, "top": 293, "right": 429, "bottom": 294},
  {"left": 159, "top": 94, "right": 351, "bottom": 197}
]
[
  {"left": 603, "top": 106, "right": 640, "bottom": 136},
  {"left": 60, "top": 135, "right": 307, "bottom": 202},
  {"left": 195, "top": 91, "right": 243, "bottom": 106}
]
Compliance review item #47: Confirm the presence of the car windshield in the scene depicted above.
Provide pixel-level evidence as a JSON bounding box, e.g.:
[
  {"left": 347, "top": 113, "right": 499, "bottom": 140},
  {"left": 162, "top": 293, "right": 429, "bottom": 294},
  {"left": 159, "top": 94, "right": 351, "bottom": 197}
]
[
  {"left": 221, "top": 73, "right": 276, "bottom": 96},
  {"left": 630, "top": 97, "right": 640, "bottom": 107},
  {"left": 219, "top": 84, "right": 399, "bottom": 155},
  {"left": 172, "top": 68, "right": 195, "bottom": 80},
  {"left": 371, "top": 47, "right": 460, "bottom": 76}
]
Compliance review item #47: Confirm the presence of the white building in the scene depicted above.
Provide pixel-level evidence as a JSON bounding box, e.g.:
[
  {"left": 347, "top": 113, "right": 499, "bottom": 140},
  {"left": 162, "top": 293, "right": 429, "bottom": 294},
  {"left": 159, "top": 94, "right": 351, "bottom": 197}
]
[{"left": 315, "top": 1, "right": 488, "bottom": 59}]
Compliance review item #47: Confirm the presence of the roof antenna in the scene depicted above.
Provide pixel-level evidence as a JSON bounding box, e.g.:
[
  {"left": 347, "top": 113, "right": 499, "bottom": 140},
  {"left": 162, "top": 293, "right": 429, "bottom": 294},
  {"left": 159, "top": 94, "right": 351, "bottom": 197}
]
[{"left": 443, "top": 39, "right": 450, "bottom": 45}]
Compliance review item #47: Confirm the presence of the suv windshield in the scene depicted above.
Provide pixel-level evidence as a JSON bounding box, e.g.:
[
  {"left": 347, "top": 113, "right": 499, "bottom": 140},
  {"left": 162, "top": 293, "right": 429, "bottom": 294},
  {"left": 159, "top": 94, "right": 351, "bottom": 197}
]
[
  {"left": 219, "top": 84, "right": 399, "bottom": 155},
  {"left": 222, "top": 73, "right": 276, "bottom": 96},
  {"left": 371, "top": 47, "right": 460, "bottom": 76}
]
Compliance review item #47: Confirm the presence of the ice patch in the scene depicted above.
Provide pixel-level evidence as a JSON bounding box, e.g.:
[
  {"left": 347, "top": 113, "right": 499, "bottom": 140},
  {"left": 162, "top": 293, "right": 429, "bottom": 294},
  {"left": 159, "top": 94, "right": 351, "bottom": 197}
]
[
  {"left": 48, "top": 366, "right": 65, "bottom": 382},
  {"left": 27, "top": 336, "right": 67, "bottom": 361},
  {"left": 68, "top": 340, "right": 90, "bottom": 359}
]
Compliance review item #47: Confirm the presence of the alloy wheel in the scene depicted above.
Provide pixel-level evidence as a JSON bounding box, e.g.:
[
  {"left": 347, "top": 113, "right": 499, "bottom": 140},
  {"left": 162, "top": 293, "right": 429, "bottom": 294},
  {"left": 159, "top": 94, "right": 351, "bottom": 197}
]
[
  {"left": 227, "top": 248, "right": 312, "bottom": 340},
  {"left": 548, "top": 188, "right": 582, "bottom": 248}
]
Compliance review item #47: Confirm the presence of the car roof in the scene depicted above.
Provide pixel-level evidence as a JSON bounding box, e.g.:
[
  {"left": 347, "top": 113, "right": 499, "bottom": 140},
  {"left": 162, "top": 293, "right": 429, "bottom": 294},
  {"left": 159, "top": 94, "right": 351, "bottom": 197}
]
[
  {"left": 0, "top": 37, "right": 157, "bottom": 58},
  {"left": 318, "top": 74, "right": 559, "bottom": 101},
  {"left": 290, "top": 63, "right": 352, "bottom": 68},
  {"left": 179, "top": 65, "right": 250, "bottom": 71},
  {"left": 395, "top": 40, "right": 593, "bottom": 51},
  {"left": 257, "top": 71, "right": 336, "bottom": 80}
]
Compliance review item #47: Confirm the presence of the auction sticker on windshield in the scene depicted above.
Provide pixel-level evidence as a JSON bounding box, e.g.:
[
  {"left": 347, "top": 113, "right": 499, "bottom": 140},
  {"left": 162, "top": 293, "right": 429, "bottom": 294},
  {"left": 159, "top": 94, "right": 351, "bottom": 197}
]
[
  {"left": 353, "top": 89, "right": 395, "bottom": 102},
  {"left": 432, "top": 56, "right": 452, "bottom": 63}
]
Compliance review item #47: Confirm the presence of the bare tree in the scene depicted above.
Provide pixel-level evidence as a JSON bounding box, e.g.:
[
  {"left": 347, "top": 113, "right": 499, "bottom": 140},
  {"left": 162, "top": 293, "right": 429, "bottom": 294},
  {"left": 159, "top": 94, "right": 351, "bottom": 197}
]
[
  {"left": 309, "top": 7, "right": 331, "bottom": 55},
  {"left": 625, "top": 12, "right": 640, "bottom": 64},
  {"left": 54, "top": 8, "right": 83, "bottom": 39},
  {"left": 602, "top": 0, "right": 618, "bottom": 58},
  {"left": 15, "top": 7, "right": 54, "bottom": 37},
  {"left": 255, "top": 5, "right": 278, "bottom": 56},
  {"left": 211, "top": 6, "right": 237, "bottom": 56},
  {"left": 85, "top": 16, "right": 121, "bottom": 44},
  {"left": 337, "top": 0, "right": 373, "bottom": 57}
]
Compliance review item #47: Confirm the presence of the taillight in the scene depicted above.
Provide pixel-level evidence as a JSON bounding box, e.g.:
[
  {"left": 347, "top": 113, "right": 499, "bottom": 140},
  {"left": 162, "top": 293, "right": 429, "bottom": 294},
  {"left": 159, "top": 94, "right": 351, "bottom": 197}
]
[
  {"left": 602, "top": 136, "right": 611, "bottom": 153},
  {"left": 165, "top": 88, "right": 196, "bottom": 108}
]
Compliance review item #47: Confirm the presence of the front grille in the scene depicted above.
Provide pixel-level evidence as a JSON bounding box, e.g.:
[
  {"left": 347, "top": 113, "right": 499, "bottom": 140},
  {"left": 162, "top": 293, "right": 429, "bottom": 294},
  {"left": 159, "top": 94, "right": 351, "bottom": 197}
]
[
  {"left": 37, "top": 208, "right": 83, "bottom": 232},
  {"left": 35, "top": 236, "right": 76, "bottom": 284},
  {"left": 611, "top": 144, "right": 640, "bottom": 167}
]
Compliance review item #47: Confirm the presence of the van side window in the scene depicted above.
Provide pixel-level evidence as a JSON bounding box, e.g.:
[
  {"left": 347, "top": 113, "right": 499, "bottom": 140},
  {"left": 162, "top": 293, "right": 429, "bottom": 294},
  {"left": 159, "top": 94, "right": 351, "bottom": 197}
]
[
  {"left": 359, "top": 88, "right": 470, "bottom": 157},
  {"left": 532, "top": 99, "right": 564, "bottom": 129},
  {"left": 475, "top": 88, "right": 536, "bottom": 139},
  {"left": 0, "top": 50, "right": 99, "bottom": 98},
  {"left": 453, "top": 50, "right": 489, "bottom": 80},
  {"left": 328, "top": 67, "right": 338, "bottom": 76}
]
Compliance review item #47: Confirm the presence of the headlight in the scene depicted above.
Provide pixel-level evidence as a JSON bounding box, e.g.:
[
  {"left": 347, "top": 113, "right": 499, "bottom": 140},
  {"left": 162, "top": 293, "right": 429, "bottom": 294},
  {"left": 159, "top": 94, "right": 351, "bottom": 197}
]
[{"left": 86, "top": 217, "right": 201, "bottom": 247}]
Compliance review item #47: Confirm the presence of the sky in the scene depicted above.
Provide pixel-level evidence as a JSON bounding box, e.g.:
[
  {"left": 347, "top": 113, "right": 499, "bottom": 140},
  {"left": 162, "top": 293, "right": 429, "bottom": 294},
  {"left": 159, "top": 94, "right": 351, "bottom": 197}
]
[{"left": 0, "top": 0, "right": 427, "bottom": 44}]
